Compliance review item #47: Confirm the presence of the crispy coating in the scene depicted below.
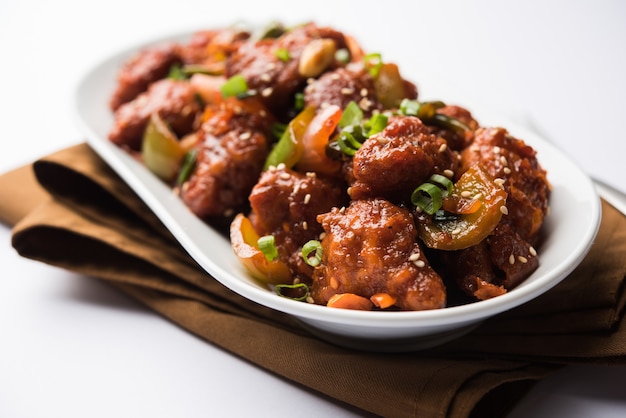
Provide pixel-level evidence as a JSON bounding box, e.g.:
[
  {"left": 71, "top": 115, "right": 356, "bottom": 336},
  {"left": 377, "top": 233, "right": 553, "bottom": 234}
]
[
  {"left": 179, "top": 97, "right": 274, "bottom": 218},
  {"left": 312, "top": 198, "right": 446, "bottom": 310},
  {"left": 461, "top": 127, "right": 550, "bottom": 241},
  {"left": 248, "top": 166, "right": 347, "bottom": 279},
  {"left": 108, "top": 79, "right": 201, "bottom": 150},
  {"left": 349, "top": 116, "right": 460, "bottom": 202},
  {"left": 109, "top": 43, "right": 181, "bottom": 111}
]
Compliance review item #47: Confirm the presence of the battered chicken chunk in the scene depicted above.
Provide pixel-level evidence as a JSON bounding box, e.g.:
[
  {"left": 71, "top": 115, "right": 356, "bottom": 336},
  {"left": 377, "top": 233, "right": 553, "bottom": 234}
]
[
  {"left": 248, "top": 166, "right": 347, "bottom": 279},
  {"left": 349, "top": 116, "right": 460, "bottom": 202},
  {"left": 226, "top": 23, "right": 351, "bottom": 118},
  {"left": 109, "top": 43, "right": 181, "bottom": 111},
  {"left": 108, "top": 79, "right": 201, "bottom": 150},
  {"left": 179, "top": 97, "right": 274, "bottom": 218},
  {"left": 461, "top": 127, "right": 550, "bottom": 242},
  {"left": 312, "top": 198, "right": 447, "bottom": 311}
]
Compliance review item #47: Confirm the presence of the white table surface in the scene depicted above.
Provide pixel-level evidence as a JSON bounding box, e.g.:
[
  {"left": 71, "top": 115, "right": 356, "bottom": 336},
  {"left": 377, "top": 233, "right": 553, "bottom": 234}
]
[{"left": 1, "top": 1, "right": 626, "bottom": 416}]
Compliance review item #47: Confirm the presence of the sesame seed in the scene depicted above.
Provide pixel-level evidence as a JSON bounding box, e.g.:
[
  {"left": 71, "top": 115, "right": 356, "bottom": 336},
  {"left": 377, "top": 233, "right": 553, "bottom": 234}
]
[
  {"left": 509, "top": 254, "right": 515, "bottom": 264},
  {"left": 280, "top": 172, "right": 291, "bottom": 180},
  {"left": 306, "top": 171, "right": 316, "bottom": 178},
  {"left": 330, "top": 73, "right": 340, "bottom": 80},
  {"left": 339, "top": 206, "right": 346, "bottom": 214},
  {"left": 268, "top": 165, "right": 276, "bottom": 171},
  {"left": 302, "top": 221, "right": 308, "bottom": 230},
  {"left": 443, "top": 169, "right": 454, "bottom": 178},
  {"left": 461, "top": 190, "right": 472, "bottom": 198},
  {"left": 503, "top": 167, "right": 512, "bottom": 174},
  {"left": 224, "top": 208, "right": 234, "bottom": 217},
  {"left": 304, "top": 193, "right": 311, "bottom": 204},
  {"left": 321, "top": 102, "right": 330, "bottom": 108},
  {"left": 358, "top": 98, "right": 372, "bottom": 111},
  {"left": 261, "top": 87, "right": 273, "bottom": 97},
  {"left": 293, "top": 278, "right": 301, "bottom": 284},
  {"left": 473, "top": 192, "right": 483, "bottom": 201},
  {"left": 306, "top": 296, "right": 315, "bottom": 304},
  {"left": 414, "top": 260, "right": 426, "bottom": 268},
  {"left": 330, "top": 277, "right": 339, "bottom": 289},
  {"left": 319, "top": 232, "right": 326, "bottom": 240},
  {"left": 529, "top": 246, "right": 537, "bottom": 256},
  {"left": 340, "top": 87, "right": 354, "bottom": 95},
  {"left": 494, "top": 178, "right": 505, "bottom": 187},
  {"left": 360, "top": 88, "right": 368, "bottom": 97},
  {"left": 259, "top": 110, "right": 267, "bottom": 117},
  {"left": 518, "top": 256, "right": 528, "bottom": 263},
  {"left": 293, "top": 184, "right": 300, "bottom": 194},
  {"left": 276, "top": 163, "right": 286, "bottom": 170},
  {"left": 500, "top": 155, "right": 508, "bottom": 166},
  {"left": 260, "top": 73, "right": 271, "bottom": 82},
  {"left": 439, "top": 143, "right": 448, "bottom": 153},
  {"left": 500, "top": 205, "right": 509, "bottom": 215},
  {"left": 266, "top": 62, "right": 276, "bottom": 70},
  {"left": 239, "top": 131, "right": 251, "bottom": 140},
  {"left": 409, "top": 253, "right": 420, "bottom": 261},
  {"left": 451, "top": 227, "right": 461, "bottom": 235}
]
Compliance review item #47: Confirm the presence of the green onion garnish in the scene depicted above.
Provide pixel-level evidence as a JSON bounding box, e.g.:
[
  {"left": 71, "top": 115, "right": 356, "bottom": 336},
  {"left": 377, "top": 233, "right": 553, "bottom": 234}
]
[
  {"left": 258, "top": 235, "right": 279, "bottom": 262},
  {"left": 176, "top": 149, "right": 198, "bottom": 185},
  {"left": 411, "top": 174, "right": 455, "bottom": 215},
  {"left": 301, "top": 240, "right": 323, "bottom": 267},
  {"left": 275, "top": 283, "right": 310, "bottom": 301},
  {"left": 399, "top": 99, "right": 469, "bottom": 134},
  {"left": 338, "top": 101, "right": 363, "bottom": 129},
  {"left": 363, "top": 52, "right": 383, "bottom": 78},
  {"left": 275, "top": 48, "right": 290, "bottom": 62},
  {"left": 168, "top": 63, "right": 187, "bottom": 80},
  {"left": 221, "top": 74, "right": 249, "bottom": 98},
  {"left": 365, "top": 113, "right": 388, "bottom": 136},
  {"left": 411, "top": 183, "right": 443, "bottom": 215},
  {"left": 294, "top": 92, "right": 305, "bottom": 111},
  {"left": 428, "top": 174, "right": 454, "bottom": 196}
]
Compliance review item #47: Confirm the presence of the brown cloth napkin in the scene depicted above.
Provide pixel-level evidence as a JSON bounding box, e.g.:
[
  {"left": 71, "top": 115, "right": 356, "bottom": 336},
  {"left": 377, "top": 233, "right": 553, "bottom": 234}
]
[{"left": 2, "top": 143, "right": 625, "bottom": 418}]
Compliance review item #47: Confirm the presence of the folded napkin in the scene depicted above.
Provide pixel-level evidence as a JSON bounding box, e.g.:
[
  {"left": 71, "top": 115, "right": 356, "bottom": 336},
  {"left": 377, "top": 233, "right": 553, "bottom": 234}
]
[{"left": 2, "top": 143, "right": 625, "bottom": 418}]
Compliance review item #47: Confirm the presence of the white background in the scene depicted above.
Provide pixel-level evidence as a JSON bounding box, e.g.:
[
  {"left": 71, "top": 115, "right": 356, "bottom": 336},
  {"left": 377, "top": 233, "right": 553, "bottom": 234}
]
[{"left": 1, "top": 1, "right": 626, "bottom": 417}]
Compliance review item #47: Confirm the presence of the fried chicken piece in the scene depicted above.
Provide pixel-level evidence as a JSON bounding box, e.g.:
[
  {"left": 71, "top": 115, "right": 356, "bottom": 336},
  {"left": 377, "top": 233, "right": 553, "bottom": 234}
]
[{"left": 312, "top": 198, "right": 446, "bottom": 311}]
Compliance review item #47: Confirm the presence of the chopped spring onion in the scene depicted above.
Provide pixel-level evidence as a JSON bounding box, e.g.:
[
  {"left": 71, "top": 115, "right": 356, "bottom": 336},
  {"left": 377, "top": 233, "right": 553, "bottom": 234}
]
[
  {"left": 338, "top": 101, "right": 363, "bottom": 129},
  {"left": 275, "top": 47, "right": 291, "bottom": 62},
  {"left": 411, "top": 174, "right": 455, "bottom": 215},
  {"left": 257, "top": 235, "right": 279, "bottom": 262},
  {"left": 431, "top": 113, "right": 471, "bottom": 134},
  {"left": 363, "top": 52, "right": 383, "bottom": 78},
  {"left": 294, "top": 92, "right": 305, "bottom": 111},
  {"left": 275, "top": 283, "right": 310, "bottom": 301},
  {"left": 221, "top": 74, "right": 249, "bottom": 98},
  {"left": 176, "top": 149, "right": 198, "bottom": 185},
  {"left": 329, "top": 102, "right": 389, "bottom": 158},
  {"left": 258, "top": 21, "right": 286, "bottom": 40},
  {"left": 411, "top": 183, "right": 443, "bottom": 215},
  {"left": 428, "top": 173, "right": 454, "bottom": 196},
  {"left": 301, "top": 240, "right": 323, "bottom": 267},
  {"left": 399, "top": 99, "right": 470, "bottom": 134},
  {"left": 168, "top": 63, "right": 187, "bottom": 80},
  {"left": 364, "top": 113, "right": 388, "bottom": 136}
]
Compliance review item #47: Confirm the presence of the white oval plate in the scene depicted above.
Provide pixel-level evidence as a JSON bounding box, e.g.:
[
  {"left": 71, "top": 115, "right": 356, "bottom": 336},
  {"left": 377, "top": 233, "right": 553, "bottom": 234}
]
[{"left": 73, "top": 30, "right": 601, "bottom": 351}]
